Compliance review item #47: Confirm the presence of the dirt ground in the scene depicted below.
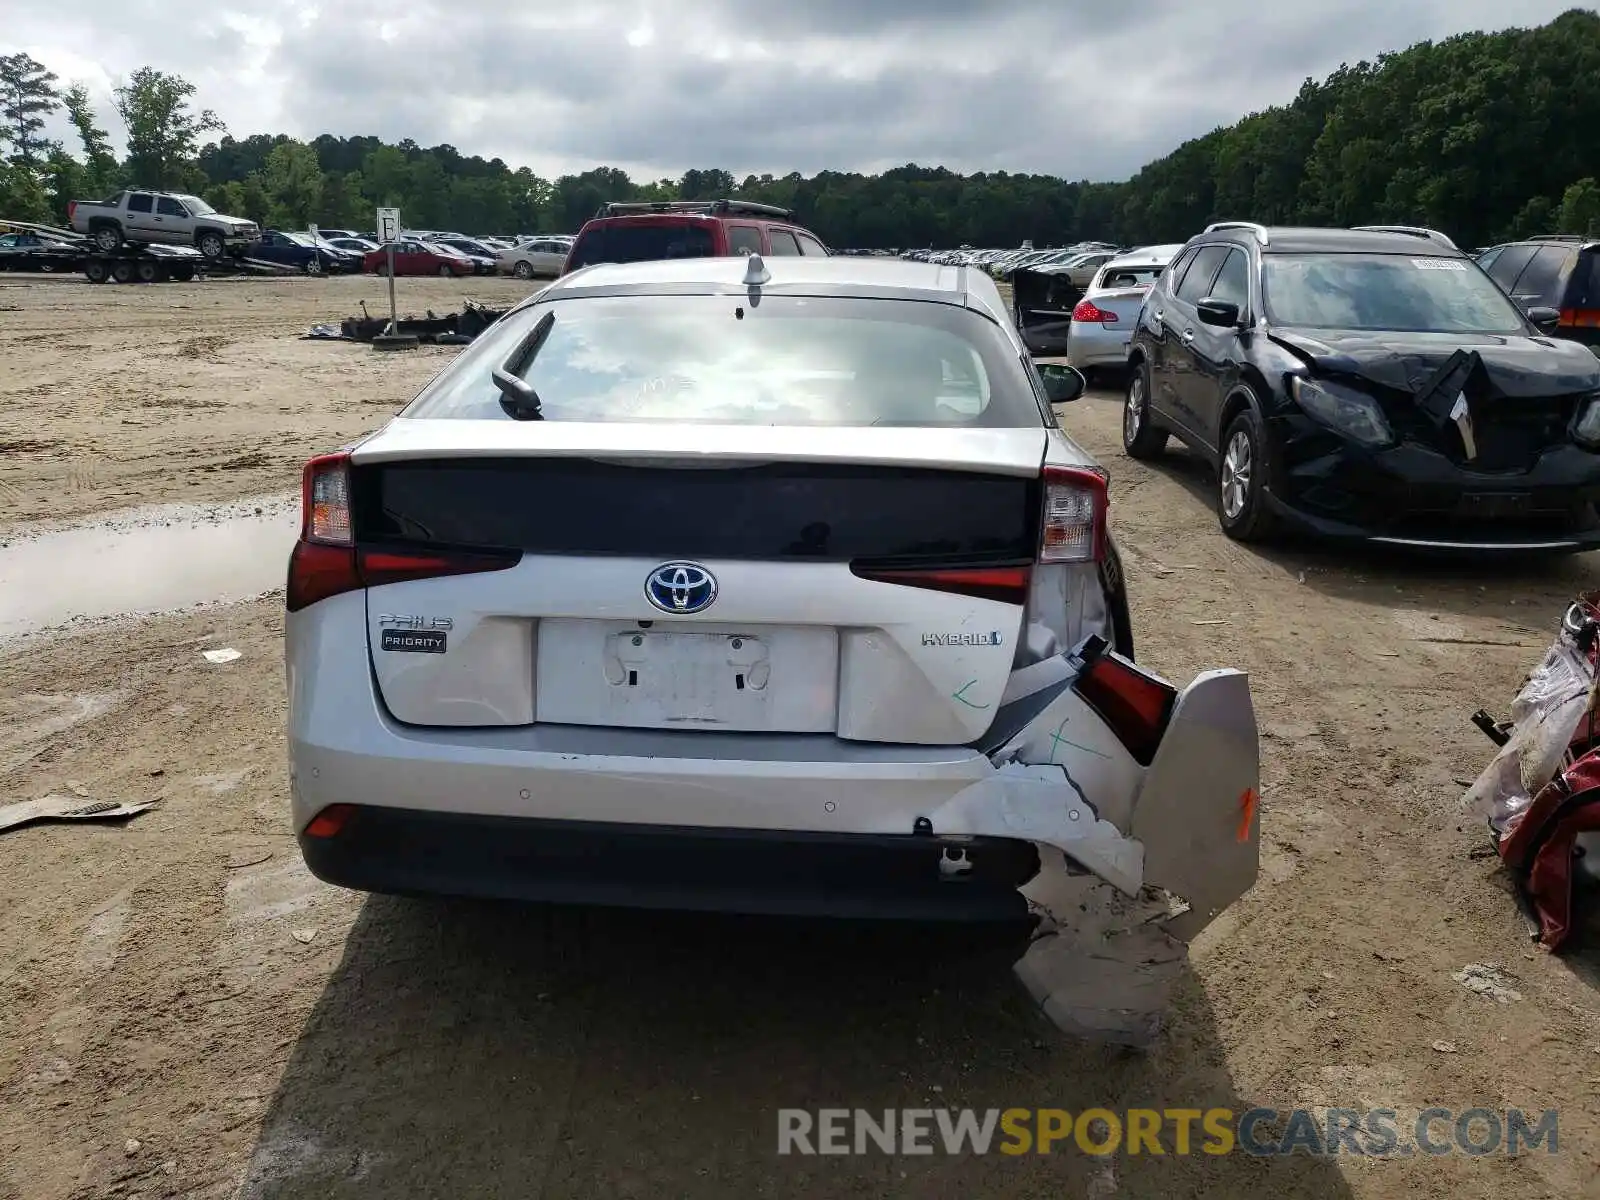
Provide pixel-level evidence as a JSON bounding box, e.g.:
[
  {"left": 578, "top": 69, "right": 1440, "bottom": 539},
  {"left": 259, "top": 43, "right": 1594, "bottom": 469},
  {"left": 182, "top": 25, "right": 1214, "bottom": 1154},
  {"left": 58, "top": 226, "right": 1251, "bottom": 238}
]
[
  {"left": 0, "top": 272, "right": 534, "bottom": 533},
  {"left": 3, "top": 274, "right": 1600, "bottom": 1198}
]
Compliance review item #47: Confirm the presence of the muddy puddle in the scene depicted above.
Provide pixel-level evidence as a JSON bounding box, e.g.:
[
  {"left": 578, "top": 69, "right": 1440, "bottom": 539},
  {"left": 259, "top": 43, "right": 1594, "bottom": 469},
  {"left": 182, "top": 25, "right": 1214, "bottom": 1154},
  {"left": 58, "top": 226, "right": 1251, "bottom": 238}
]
[{"left": 0, "top": 494, "right": 299, "bottom": 640}]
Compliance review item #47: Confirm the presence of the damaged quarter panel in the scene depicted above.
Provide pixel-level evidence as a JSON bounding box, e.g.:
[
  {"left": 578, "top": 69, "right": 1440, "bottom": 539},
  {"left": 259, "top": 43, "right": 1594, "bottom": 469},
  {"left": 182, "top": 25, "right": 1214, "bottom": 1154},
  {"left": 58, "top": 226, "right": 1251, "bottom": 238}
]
[{"left": 931, "top": 642, "right": 1260, "bottom": 942}]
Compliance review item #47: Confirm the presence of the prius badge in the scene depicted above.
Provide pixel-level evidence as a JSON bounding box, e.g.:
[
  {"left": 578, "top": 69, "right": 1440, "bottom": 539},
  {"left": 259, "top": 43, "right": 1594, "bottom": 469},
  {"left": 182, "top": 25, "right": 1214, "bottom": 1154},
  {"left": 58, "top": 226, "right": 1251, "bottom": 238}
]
[
  {"left": 645, "top": 561, "right": 718, "bottom": 614},
  {"left": 1449, "top": 390, "right": 1478, "bottom": 462}
]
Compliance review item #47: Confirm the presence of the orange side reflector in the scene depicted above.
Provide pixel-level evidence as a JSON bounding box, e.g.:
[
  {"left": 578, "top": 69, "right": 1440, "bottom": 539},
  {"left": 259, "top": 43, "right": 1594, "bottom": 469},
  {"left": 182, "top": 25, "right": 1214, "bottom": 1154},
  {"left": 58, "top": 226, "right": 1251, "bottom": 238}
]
[
  {"left": 1558, "top": 308, "right": 1600, "bottom": 328},
  {"left": 304, "top": 804, "right": 356, "bottom": 838},
  {"left": 1236, "top": 788, "right": 1259, "bottom": 843}
]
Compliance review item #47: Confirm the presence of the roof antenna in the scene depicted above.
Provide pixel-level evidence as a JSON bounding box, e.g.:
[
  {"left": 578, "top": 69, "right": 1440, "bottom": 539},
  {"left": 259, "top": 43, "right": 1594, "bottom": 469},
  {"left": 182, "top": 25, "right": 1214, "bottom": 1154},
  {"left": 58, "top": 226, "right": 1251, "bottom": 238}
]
[{"left": 742, "top": 253, "right": 771, "bottom": 286}]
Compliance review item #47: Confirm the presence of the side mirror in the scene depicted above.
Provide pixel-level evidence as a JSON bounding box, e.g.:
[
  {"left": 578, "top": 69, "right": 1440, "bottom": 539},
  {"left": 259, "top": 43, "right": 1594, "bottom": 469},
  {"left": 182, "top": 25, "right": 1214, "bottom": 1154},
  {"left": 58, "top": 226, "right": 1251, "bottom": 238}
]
[
  {"left": 1197, "top": 298, "right": 1241, "bottom": 328},
  {"left": 1038, "top": 363, "right": 1087, "bottom": 404},
  {"left": 1526, "top": 305, "right": 1561, "bottom": 330}
]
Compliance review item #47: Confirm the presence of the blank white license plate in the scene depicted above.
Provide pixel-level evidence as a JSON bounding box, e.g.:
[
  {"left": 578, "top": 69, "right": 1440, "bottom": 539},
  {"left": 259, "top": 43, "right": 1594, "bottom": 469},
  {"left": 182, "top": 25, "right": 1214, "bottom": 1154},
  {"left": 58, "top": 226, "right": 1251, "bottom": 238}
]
[{"left": 535, "top": 619, "right": 839, "bottom": 732}]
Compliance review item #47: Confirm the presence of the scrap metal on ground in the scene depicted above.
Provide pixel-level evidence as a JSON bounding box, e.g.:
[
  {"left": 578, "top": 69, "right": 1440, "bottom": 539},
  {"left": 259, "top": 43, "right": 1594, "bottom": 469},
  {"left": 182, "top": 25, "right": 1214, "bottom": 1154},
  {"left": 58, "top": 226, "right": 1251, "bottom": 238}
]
[
  {"left": 329, "top": 299, "right": 511, "bottom": 344},
  {"left": 1465, "top": 593, "right": 1600, "bottom": 949}
]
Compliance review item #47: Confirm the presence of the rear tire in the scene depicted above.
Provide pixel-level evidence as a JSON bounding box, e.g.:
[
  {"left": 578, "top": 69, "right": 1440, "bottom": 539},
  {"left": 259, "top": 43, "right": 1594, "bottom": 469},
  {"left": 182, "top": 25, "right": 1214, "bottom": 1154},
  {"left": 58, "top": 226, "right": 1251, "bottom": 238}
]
[
  {"left": 1122, "top": 362, "right": 1168, "bottom": 459},
  {"left": 1217, "top": 403, "right": 1278, "bottom": 543},
  {"left": 171, "top": 266, "right": 196, "bottom": 282},
  {"left": 439, "top": 264, "right": 454, "bottom": 276},
  {"left": 84, "top": 260, "right": 108, "bottom": 284},
  {"left": 111, "top": 260, "right": 135, "bottom": 284},
  {"left": 92, "top": 224, "right": 123, "bottom": 253},
  {"left": 136, "top": 260, "right": 162, "bottom": 283}
]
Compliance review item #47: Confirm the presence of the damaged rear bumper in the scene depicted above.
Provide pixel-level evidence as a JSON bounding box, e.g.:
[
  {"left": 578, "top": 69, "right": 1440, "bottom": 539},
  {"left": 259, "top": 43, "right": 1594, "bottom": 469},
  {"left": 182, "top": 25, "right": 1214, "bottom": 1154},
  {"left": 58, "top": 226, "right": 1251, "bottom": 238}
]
[
  {"left": 301, "top": 810, "right": 1040, "bottom": 922},
  {"left": 291, "top": 607, "right": 1259, "bottom": 946}
]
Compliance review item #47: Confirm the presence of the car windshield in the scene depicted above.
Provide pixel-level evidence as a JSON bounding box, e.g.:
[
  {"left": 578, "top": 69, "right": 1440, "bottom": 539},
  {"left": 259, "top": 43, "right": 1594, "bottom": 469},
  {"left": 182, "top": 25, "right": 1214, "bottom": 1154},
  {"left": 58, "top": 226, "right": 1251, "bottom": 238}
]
[
  {"left": 403, "top": 295, "right": 1042, "bottom": 427},
  {"left": 284, "top": 233, "right": 314, "bottom": 247},
  {"left": 566, "top": 223, "right": 716, "bottom": 270},
  {"left": 1262, "top": 253, "right": 1527, "bottom": 334},
  {"left": 175, "top": 195, "right": 215, "bottom": 215}
]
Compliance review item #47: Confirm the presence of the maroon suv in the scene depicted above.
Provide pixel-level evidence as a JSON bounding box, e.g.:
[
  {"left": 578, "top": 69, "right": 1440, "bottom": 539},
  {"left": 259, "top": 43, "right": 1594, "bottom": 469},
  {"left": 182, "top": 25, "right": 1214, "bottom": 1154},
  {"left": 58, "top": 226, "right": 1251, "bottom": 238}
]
[{"left": 562, "top": 199, "right": 828, "bottom": 274}]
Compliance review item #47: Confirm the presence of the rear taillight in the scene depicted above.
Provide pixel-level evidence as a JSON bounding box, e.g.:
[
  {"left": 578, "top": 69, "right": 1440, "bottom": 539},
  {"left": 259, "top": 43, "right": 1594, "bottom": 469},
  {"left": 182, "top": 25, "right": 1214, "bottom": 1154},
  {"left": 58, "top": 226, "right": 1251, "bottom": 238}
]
[
  {"left": 1070, "top": 635, "right": 1176, "bottom": 765},
  {"left": 285, "top": 453, "right": 520, "bottom": 612},
  {"left": 1071, "top": 300, "right": 1117, "bottom": 324},
  {"left": 305, "top": 452, "right": 353, "bottom": 545},
  {"left": 1040, "top": 465, "right": 1107, "bottom": 564},
  {"left": 1560, "top": 308, "right": 1600, "bottom": 328},
  {"left": 850, "top": 467, "right": 1106, "bottom": 605},
  {"left": 849, "top": 564, "right": 1031, "bottom": 605}
]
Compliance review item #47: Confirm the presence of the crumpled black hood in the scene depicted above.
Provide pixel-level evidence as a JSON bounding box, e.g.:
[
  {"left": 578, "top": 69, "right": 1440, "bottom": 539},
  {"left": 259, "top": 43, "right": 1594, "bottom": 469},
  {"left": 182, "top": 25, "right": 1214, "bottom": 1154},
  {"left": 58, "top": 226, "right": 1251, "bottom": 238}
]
[{"left": 1267, "top": 328, "right": 1600, "bottom": 398}]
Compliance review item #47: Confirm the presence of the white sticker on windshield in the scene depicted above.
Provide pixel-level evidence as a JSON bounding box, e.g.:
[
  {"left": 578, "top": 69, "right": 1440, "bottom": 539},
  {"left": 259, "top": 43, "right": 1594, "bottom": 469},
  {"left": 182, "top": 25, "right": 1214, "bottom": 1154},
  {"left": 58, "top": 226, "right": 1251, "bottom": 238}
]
[{"left": 1411, "top": 257, "right": 1467, "bottom": 271}]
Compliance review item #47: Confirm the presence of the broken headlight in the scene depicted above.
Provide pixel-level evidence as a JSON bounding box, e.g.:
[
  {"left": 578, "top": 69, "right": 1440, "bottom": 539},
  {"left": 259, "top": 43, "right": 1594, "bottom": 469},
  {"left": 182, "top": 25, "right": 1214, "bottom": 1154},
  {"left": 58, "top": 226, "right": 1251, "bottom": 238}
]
[
  {"left": 1573, "top": 395, "right": 1600, "bottom": 449},
  {"left": 1289, "top": 376, "right": 1395, "bottom": 448}
]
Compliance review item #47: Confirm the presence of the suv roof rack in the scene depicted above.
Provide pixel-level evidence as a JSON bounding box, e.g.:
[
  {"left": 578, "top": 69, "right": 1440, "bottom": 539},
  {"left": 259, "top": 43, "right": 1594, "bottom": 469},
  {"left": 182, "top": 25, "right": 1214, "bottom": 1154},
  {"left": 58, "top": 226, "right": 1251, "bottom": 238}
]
[
  {"left": 595, "top": 198, "right": 797, "bottom": 221},
  {"left": 1526, "top": 234, "right": 1588, "bottom": 242},
  {"left": 1204, "top": 221, "right": 1269, "bottom": 245},
  {"left": 1352, "top": 224, "right": 1459, "bottom": 250}
]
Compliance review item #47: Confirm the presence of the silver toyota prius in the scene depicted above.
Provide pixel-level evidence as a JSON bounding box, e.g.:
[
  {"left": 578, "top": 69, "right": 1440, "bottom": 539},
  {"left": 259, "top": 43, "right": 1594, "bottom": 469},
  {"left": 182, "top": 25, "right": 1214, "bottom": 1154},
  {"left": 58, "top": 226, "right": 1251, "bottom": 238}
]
[{"left": 284, "top": 254, "right": 1260, "bottom": 1036}]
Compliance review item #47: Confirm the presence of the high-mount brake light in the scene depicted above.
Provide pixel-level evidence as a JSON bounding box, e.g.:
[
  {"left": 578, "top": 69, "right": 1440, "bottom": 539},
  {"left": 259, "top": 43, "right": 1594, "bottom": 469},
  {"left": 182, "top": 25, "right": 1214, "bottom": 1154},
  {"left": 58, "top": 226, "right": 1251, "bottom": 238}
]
[
  {"left": 285, "top": 453, "right": 520, "bottom": 612},
  {"left": 1070, "top": 635, "right": 1176, "bottom": 765},
  {"left": 1040, "top": 465, "right": 1107, "bottom": 564}
]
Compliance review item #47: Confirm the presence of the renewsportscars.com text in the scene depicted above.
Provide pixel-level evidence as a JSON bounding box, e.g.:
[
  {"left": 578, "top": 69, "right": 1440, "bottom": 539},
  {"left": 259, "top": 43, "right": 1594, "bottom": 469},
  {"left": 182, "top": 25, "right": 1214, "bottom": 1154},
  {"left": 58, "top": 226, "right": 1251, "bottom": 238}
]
[{"left": 776, "top": 1107, "right": 1559, "bottom": 1158}]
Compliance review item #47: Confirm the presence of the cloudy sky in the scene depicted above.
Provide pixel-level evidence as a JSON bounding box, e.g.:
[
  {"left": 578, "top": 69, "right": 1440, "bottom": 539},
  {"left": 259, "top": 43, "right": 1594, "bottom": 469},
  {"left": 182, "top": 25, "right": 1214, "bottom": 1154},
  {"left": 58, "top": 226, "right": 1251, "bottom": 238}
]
[{"left": 7, "top": 1, "right": 1581, "bottom": 182}]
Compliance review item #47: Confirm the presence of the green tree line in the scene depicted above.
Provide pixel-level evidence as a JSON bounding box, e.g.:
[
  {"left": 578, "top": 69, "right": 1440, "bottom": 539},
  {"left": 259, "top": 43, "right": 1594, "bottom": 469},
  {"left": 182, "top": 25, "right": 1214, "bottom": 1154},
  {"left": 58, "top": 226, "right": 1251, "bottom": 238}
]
[{"left": 4, "top": 7, "right": 1600, "bottom": 248}]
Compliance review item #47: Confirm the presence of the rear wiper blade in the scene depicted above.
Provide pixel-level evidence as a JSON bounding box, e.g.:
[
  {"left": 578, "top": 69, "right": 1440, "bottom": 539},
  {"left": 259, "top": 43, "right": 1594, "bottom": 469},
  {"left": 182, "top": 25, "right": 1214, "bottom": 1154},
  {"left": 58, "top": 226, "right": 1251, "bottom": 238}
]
[
  {"left": 492, "top": 368, "right": 543, "bottom": 420},
  {"left": 491, "top": 311, "right": 555, "bottom": 420}
]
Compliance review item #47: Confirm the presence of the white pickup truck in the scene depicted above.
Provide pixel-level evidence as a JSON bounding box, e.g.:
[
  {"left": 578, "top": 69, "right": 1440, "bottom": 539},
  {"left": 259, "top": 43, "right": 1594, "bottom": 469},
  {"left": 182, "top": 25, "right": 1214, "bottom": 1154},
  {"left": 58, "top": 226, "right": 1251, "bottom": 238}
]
[{"left": 69, "top": 189, "right": 259, "bottom": 259}]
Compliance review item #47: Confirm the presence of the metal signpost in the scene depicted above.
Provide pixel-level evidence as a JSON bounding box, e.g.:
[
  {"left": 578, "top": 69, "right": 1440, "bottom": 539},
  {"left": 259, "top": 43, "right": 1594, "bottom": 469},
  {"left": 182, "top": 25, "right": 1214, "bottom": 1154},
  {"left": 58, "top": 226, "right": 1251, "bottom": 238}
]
[
  {"left": 377, "top": 207, "right": 401, "bottom": 330},
  {"left": 373, "top": 207, "right": 416, "bottom": 350}
]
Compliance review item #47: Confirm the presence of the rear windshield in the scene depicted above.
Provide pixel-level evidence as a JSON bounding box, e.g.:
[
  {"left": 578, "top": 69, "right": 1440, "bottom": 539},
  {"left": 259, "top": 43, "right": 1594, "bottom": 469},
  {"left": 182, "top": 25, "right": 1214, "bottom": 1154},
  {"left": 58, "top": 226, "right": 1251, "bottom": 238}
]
[
  {"left": 1262, "top": 253, "right": 1527, "bottom": 334},
  {"left": 403, "top": 294, "right": 1043, "bottom": 427},
  {"left": 1096, "top": 264, "right": 1166, "bottom": 290},
  {"left": 566, "top": 222, "right": 716, "bottom": 270}
]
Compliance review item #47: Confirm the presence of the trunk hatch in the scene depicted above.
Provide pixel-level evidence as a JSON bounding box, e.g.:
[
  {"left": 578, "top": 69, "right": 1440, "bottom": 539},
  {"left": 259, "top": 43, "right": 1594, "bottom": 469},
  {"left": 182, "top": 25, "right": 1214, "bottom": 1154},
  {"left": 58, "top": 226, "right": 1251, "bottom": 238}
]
[{"left": 353, "top": 430, "right": 1048, "bottom": 743}]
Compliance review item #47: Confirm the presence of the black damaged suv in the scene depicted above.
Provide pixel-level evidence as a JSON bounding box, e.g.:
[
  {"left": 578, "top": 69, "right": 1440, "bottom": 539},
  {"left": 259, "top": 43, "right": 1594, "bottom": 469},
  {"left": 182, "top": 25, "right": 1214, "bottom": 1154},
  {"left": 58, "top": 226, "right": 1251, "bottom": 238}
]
[{"left": 1123, "top": 223, "right": 1600, "bottom": 553}]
